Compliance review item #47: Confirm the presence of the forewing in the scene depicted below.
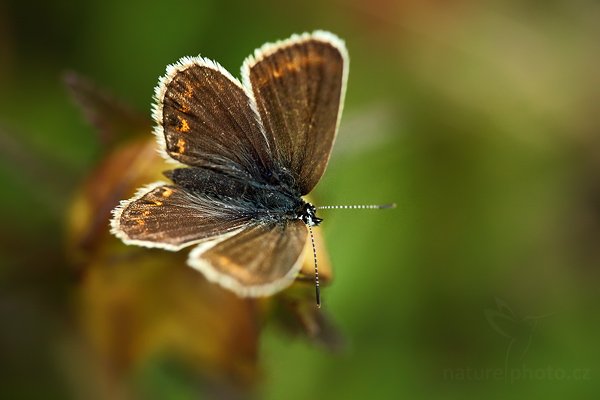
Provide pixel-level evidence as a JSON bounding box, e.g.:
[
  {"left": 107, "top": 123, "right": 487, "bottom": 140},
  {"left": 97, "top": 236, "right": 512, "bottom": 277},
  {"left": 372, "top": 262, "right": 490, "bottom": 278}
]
[
  {"left": 153, "top": 57, "right": 271, "bottom": 178},
  {"left": 242, "top": 31, "right": 348, "bottom": 194},
  {"left": 188, "top": 220, "right": 308, "bottom": 297},
  {"left": 111, "top": 183, "right": 252, "bottom": 251}
]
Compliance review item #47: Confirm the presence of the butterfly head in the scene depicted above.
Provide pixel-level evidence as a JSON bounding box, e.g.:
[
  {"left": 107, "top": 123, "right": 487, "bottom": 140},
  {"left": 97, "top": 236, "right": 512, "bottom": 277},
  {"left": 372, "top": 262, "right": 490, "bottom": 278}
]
[{"left": 299, "top": 202, "right": 322, "bottom": 227}]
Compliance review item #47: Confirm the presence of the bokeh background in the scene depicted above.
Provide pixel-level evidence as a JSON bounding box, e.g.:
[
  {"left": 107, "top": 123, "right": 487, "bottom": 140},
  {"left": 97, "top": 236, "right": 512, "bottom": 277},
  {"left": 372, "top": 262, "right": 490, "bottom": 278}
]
[{"left": 1, "top": 0, "right": 599, "bottom": 399}]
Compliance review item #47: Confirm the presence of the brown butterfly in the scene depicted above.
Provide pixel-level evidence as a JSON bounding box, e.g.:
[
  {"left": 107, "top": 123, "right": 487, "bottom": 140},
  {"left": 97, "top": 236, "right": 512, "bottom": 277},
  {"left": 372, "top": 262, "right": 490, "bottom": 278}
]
[{"left": 111, "top": 31, "right": 389, "bottom": 306}]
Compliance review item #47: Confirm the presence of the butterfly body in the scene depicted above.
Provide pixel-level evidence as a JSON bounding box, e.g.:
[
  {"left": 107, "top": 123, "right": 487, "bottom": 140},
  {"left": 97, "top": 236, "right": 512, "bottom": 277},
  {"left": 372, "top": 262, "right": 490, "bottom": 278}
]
[{"left": 165, "top": 166, "right": 321, "bottom": 226}]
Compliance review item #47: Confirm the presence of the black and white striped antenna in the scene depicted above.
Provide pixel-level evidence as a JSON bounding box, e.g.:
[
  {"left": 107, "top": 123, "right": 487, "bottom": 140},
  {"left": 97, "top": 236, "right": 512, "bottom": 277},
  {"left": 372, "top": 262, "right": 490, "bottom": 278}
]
[
  {"left": 307, "top": 225, "right": 321, "bottom": 308},
  {"left": 317, "top": 203, "right": 396, "bottom": 210}
]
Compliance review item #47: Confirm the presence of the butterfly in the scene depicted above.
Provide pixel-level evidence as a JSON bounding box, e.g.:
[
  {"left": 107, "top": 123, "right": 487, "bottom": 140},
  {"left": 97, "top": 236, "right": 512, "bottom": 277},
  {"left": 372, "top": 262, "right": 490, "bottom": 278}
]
[{"left": 110, "top": 31, "right": 349, "bottom": 306}]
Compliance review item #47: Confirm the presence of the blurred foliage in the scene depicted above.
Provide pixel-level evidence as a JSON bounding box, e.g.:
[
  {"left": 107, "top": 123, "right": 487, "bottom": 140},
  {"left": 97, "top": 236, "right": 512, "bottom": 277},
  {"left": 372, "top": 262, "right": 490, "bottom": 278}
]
[{"left": 1, "top": 0, "right": 599, "bottom": 399}]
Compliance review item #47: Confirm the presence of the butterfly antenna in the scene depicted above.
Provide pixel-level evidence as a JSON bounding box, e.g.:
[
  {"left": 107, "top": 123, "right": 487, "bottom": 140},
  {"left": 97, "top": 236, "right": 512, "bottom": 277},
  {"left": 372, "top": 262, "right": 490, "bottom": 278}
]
[
  {"left": 317, "top": 203, "right": 396, "bottom": 210},
  {"left": 307, "top": 225, "right": 321, "bottom": 308}
]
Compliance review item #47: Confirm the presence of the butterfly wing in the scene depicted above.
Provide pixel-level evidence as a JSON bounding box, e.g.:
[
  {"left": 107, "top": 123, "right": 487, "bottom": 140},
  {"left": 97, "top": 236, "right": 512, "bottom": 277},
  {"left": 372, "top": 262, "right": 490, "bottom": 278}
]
[
  {"left": 188, "top": 219, "right": 308, "bottom": 297},
  {"left": 154, "top": 56, "right": 272, "bottom": 179},
  {"left": 241, "top": 31, "right": 348, "bottom": 194},
  {"left": 111, "top": 183, "right": 253, "bottom": 251},
  {"left": 154, "top": 31, "right": 348, "bottom": 191},
  {"left": 112, "top": 183, "right": 308, "bottom": 295}
]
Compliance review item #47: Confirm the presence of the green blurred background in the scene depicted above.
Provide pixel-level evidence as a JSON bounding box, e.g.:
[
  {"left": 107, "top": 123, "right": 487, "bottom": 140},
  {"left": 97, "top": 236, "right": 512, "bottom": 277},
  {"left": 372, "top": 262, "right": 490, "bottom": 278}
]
[{"left": 1, "top": 0, "right": 599, "bottom": 399}]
